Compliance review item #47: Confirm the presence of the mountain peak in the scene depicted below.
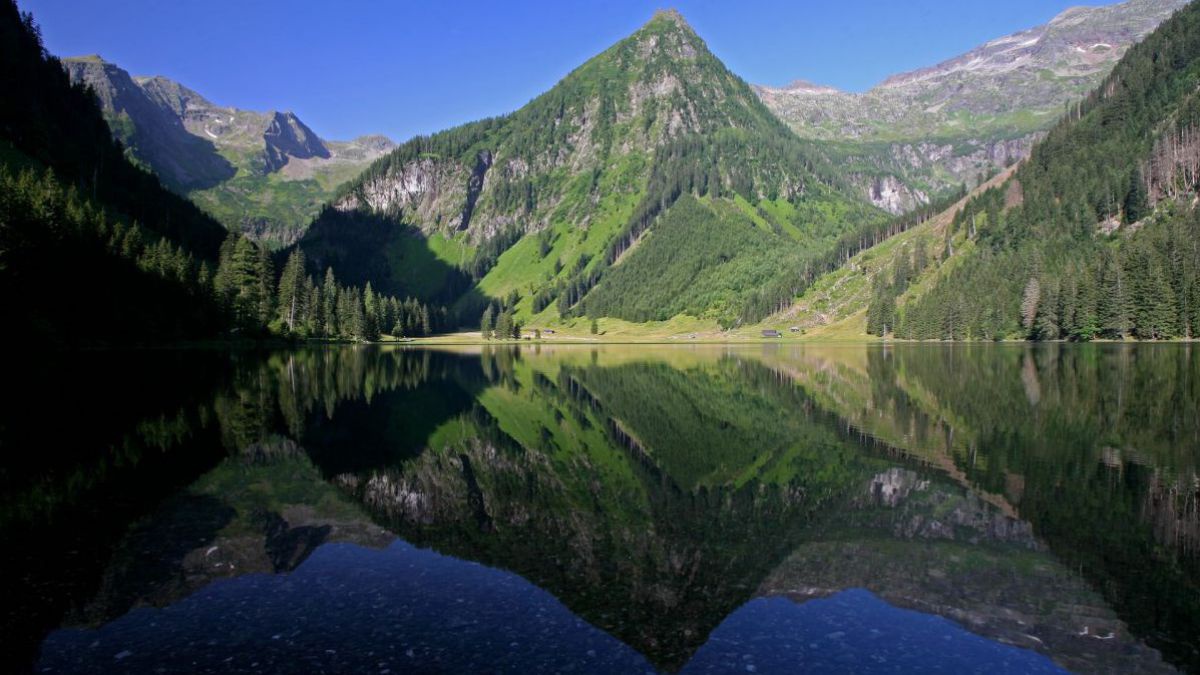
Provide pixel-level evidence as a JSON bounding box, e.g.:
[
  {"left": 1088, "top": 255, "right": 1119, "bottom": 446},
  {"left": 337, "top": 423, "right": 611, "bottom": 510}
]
[
  {"left": 636, "top": 8, "right": 702, "bottom": 46},
  {"left": 770, "top": 79, "right": 844, "bottom": 95},
  {"left": 65, "top": 54, "right": 106, "bottom": 64},
  {"left": 647, "top": 8, "right": 690, "bottom": 29}
]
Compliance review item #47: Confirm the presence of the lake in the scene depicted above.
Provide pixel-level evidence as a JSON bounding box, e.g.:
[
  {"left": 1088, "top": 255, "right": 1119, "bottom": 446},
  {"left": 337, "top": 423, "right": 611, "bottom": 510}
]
[{"left": 2, "top": 343, "right": 1197, "bottom": 673}]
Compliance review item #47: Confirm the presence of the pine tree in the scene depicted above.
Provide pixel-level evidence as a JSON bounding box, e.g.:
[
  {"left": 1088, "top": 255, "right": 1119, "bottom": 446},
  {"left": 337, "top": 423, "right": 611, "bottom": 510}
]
[
  {"left": 254, "top": 245, "right": 275, "bottom": 327},
  {"left": 1070, "top": 268, "right": 1099, "bottom": 341},
  {"left": 215, "top": 234, "right": 271, "bottom": 331},
  {"left": 913, "top": 242, "right": 929, "bottom": 273},
  {"left": 1188, "top": 276, "right": 1200, "bottom": 338},
  {"left": 381, "top": 296, "right": 397, "bottom": 335},
  {"left": 496, "top": 310, "right": 512, "bottom": 340},
  {"left": 1098, "top": 253, "right": 1129, "bottom": 338},
  {"left": 1135, "top": 259, "right": 1178, "bottom": 339},
  {"left": 1020, "top": 277, "right": 1041, "bottom": 337},
  {"left": 362, "top": 282, "right": 381, "bottom": 341},
  {"left": 480, "top": 305, "right": 494, "bottom": 339},
  {"left": 304, "top": 278, "right": 320, "bottom": 335},
  {"left": 877, "top": 291, "right": 896, "bottom": 336},
  {"left": 1124, "top": 168, "right": 1149, "bottom": 223},
  {"left": 892, "top": 251, "right": 911, "bottom": 288},
  {"left": 1035, "top": 281, "right": 1060, "bottom": 340},
  {"left": 276, "top": 249, "right": 307, "bottom": 333},
  {"left": 345, "top": 287, "right": 366, "bottom": 339},
  {"left": 321, "top": 268, "right": 339, "bottom": 338},
  {"left": 866, "top": 274, "right": 896, "bottom": 336}
]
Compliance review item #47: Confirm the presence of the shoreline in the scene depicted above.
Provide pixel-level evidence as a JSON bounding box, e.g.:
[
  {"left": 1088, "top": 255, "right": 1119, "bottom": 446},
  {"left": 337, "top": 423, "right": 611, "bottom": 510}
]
[{"left": 372, "top": 335, "right": 1200, "bottom": 347}]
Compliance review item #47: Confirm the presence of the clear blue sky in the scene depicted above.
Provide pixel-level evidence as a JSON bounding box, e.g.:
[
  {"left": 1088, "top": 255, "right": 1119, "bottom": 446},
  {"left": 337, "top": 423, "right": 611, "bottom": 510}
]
[{"left": 20, "top": 0, "right": 1118, "bottom": 142}]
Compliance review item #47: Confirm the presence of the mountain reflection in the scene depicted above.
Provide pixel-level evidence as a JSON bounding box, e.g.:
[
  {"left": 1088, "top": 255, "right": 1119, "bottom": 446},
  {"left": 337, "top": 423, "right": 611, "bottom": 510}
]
[{"left": 3, "top": 344, "right": 1197, "bottom": 673}]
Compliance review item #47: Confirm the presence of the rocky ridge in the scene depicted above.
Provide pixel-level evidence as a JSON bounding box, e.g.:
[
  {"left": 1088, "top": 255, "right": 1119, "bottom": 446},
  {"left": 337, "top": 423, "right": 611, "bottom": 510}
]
[
  {"left": 64, "top": 56, "right": 395, "bottom": 245},
  {"left": 756, "top": 0, "right": 1187, "bottom": 212}
]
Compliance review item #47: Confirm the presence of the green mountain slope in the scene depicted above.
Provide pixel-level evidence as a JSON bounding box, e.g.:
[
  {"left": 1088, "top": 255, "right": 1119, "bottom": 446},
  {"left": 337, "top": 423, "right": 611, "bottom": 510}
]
[
  {"left": 63, "top": 57, "right": 394, "bottom": 248},
  {"left": 297, "top": 10, "right": 885, "bottom": 326},
  {"left": 765, "top": 167, "right": 1015, "bottom": 337}
]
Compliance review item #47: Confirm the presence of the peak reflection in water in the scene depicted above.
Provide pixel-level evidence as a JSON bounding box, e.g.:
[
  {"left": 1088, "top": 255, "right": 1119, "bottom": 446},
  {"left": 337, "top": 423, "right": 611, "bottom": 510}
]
[{"left": 3, "top": 344, "right": 1197, "bottom": 673}]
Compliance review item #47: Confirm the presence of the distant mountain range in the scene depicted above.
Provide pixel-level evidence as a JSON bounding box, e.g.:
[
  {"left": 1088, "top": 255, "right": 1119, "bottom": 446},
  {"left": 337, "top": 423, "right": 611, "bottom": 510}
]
[
  {"left": 59, "top": 0, "right": 1184, "bottom": 230},
  {"left": 63, "top": 56, "right": 394, "bottom": 246},
  {"left": 7, "top": 0, "right": 1199, "bottom": 342},
  {"left": 756, "top": 0, "right": 1187, "bottom": 212}
]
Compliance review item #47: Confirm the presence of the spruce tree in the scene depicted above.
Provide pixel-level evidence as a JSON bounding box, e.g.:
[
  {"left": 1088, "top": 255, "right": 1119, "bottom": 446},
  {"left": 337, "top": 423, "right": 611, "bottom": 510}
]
[
  {"left": 1034, "top": 281, "right": 1060, "bottom": 340},
  {"left": 1135, "top": 260, "right": 1178, "bottom": 339},
  {"left": 254, "top": 245, "right": 275, "bottom": 327},
  {"left": 1098, "top": 254, "right": 1129, "bottom": 338},
  {"left": 1124, "top": 169, "right": 1149, "bottom": 223},
  {"left": 496, "top": 310, "right": 512, "bottom": 340},
  {"left": 362, "top": 282, "right": 381, "bottom": 341},
  {"left": 1020, "top": 277, "right": 1041, "bottom": 337},
  {"left": 322, "top": 268, "right": 339, "bottom": 338},
  {"left": 480, "top": 305, "right": 494, "bottom": 339},
  {"left": 215, "top": 235, "right": 271, "bottom": 331},
  {"left": 277, "top": 249, "right": 307, "bottom": 333},
  {"left": 304, "top": 278, "right": 320, "bottom": 335}
]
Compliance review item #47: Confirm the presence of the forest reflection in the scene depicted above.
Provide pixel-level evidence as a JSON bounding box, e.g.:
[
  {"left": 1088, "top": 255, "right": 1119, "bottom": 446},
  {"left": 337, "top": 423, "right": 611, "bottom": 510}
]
[{"left": 3, "top": 344, "right": 1198, "bottom": 673}]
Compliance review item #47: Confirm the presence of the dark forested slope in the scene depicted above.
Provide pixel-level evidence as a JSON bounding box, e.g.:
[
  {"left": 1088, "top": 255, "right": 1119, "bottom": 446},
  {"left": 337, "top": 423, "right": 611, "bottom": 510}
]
[{"left": 0, "top": 1, "right": 232, "bottom": 344}]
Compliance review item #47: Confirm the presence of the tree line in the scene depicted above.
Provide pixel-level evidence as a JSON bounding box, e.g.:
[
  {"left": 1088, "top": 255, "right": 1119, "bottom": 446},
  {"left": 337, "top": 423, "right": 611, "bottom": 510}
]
[{"left": 216, "top": 234, "right": 447, "bottom": 340}]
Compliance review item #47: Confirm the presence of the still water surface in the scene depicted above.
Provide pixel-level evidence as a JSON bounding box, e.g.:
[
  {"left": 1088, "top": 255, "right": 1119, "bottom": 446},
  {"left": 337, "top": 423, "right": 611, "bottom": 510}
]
[{"left": 2, "top": 344, "right": 1197, "bottom": 673}]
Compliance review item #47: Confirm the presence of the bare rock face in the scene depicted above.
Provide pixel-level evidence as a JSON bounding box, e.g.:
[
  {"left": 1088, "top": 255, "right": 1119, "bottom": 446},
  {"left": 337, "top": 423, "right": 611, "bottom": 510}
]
[
  {"left": 867, "top": 175, "right": 928, "bottom": 215},
  {"left": 130, "top": 74, "right": 384, "bottom": 176},
  {"left": 336, "top": 156, "right": 474, "bottom": 234},
  {"left": 868, "top": 468, "right": 930, "bottom": 507},
  {"left": 262, "top": 111, "right": 331, "bottom": 173}
]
